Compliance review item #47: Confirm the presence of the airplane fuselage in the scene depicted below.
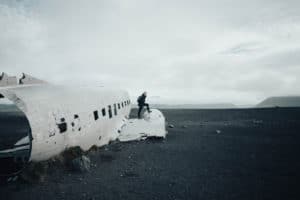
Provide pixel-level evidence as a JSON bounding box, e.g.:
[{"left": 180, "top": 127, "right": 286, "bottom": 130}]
[{"left": 0, "top": 84, "right": 131, "bottom": 176}]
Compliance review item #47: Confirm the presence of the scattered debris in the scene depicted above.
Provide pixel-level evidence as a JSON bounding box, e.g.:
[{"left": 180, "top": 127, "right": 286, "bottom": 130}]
[
  {"left": 62, "top": 146, "right": 85, "bottom": 163},
  {"left": 168, "top": 124, "right": 175, "bottom": 128},
  {"left": 71, "top": 155, "right": 91, "bottom": 172},
  {"left": 20, "top": 162, "right": 49, "bottom": 183},
  {"left": 223, "top": 122, "right": 230, "bottom": 126},
  {"left": 7, "top": 176, "right": 18, "bottom": 182},
  {"left": 253, "top": 120, "right": 263, "bottom": 124},
  {"left": 121, "top": 171, "right": 139, "bottom": 178},
  {"left": 88, "top": 145, "right": 99, "bottom": 153},
  {"left": 100, "top": 153, "right": 115, "bottom": 162},
  {"left": 216, "top": 130, "right": 221, "bottom": 134}
]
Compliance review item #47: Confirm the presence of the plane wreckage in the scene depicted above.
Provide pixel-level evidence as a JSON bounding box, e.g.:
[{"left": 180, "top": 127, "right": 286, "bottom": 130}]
[{"left": 0, "top": 73, "right": 167, "bottom": 179}]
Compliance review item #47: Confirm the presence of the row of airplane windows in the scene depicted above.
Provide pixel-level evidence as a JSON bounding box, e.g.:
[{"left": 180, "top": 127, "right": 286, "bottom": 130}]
[
  {"left": 93, "top": 99, "right": 131, "bottom": 120},
  {"left": 56, "top": 100, "right": 131, "bottom": 134}
]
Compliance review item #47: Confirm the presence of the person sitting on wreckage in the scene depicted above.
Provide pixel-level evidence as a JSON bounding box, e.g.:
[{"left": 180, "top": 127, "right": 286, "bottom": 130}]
[{"left": 137, "top": 91, "right": 152, "bottom": 119}]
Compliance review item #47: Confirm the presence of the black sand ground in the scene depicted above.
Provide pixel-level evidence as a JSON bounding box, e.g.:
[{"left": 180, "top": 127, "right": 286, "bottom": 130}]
[{"left": 1, "top": 108, "right": 300, "bottom": 200}]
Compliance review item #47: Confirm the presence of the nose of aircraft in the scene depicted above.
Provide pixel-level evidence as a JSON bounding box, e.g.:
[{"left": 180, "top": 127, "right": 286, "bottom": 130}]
[{"left": 0, "top": 104, "right": 32, "bottom": 179}]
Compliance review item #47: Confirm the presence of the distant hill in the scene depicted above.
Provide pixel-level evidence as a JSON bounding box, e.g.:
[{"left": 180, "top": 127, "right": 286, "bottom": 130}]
[
  {"left": 257, "top": 96, "right": 300, "bottom": 108},
  {"left": 133, "top": 103, "right": 237, "bottom": 109}
]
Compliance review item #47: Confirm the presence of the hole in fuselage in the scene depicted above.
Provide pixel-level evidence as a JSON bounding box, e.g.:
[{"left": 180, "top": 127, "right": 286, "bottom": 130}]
[
  {"left": 0, "top": 100, "right": 32, "bottom": 177},
  {"left": 57, "top": 122, "right": 67, "bottom": 133}
]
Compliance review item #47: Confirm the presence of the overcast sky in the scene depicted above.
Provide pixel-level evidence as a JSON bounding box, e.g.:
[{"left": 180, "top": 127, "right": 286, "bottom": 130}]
[{"left": 0, "top": 0, "right": 300, "bottom": 105}]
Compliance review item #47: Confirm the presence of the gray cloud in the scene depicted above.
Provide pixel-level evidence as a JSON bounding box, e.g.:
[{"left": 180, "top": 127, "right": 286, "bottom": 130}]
[{"left": 0, "top": 0, "right": 300, "bottom": 105}]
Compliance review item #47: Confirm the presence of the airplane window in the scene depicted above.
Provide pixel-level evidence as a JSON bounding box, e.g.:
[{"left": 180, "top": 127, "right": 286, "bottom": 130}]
[
  {"left": 108, "top": 105, "right": 112, "bottom": 118},
  {"left": 114, "top": 104, "right": 117, "bottom": 115},
  {"left": 0, "top": 94, "right": 4, "bottom": 98},
  {"left": 121, "top": 102, "right": 124, "bottom": 108},
  {"left": 118, "top": 103, "right": 121, "bottom": 109},
  {"left": 93, "top": 110, "right": 99, "bottom": 121},
  {"left": 124, "top": 101, "right": 127, "bottom": 106},
  {"left": 102, "top": 108, "right": 106, "bottom": 116},
  {"left": 74, "top": 114, "right": 79, "bottom": 119}
]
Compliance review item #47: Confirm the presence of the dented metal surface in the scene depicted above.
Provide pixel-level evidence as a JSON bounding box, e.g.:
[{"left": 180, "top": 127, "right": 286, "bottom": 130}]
[{"left": 118, "top": 109, "right": 167, "bottom": 142}]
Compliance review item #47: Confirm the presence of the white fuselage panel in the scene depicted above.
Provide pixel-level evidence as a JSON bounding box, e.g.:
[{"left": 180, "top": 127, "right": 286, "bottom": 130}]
[{"left": 1, "top": 85, "right": 131, "bottom": 161}]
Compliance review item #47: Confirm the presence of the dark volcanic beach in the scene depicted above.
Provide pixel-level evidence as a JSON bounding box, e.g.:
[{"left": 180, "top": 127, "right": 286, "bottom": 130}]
[{"left": 1, "top": 108, "right": 300, "bottom": 200}]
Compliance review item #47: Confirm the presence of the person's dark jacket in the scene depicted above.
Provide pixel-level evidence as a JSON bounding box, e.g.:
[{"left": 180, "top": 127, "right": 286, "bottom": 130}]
[{"left": 137, "top": 94, "right": 146, "bottom": 106}]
